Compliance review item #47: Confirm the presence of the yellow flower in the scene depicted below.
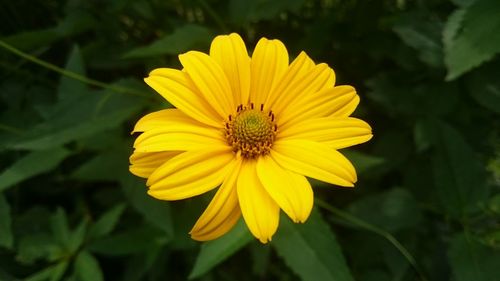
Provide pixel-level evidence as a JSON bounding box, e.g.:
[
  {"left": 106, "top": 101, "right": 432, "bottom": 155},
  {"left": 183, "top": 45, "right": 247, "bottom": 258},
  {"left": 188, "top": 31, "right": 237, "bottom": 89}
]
[{"left": 130, "top": 33, "right": 372, "bottom": 243}]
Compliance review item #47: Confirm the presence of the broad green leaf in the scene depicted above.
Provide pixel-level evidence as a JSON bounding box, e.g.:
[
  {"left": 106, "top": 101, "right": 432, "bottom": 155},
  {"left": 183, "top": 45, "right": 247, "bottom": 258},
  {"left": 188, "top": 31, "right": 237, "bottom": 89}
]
[
  {"left": 71, "top": 145, "right": 129, "bottom": 182},
  {"left": 273, "top": 209, "right": 354, "bottom": 281},
  {"left": 0, "top": 194, "right": 13, "bottom": 248},
  {"left": 432, "top": 121, "right": 489, "bottom": 218},
  {"left": 9, "top": 106, "right": 139, "bottom": 150},
  {"left": 2, "top": 11, "right": 94, "bottom": 51},
  {"left": 74, "top": 251, "right": 103, "bottom": 281},
  {"left": 466, "top": 61, "right": 500, "bottom": 114},
  {"left": 393, "top": 13, "right": 443, "bottom": 67},
  {"left": 348, "top": 188, "right": 422, "bottom": 232},
  {"left": 88, "top": 226, "right": 167, "bottom": 256},
  {"left": 89, "top": 204, "right": 126, "bottom": 240},
  {"left": 121, "top": 175, "right": 174, "bottom": 238},
  {"left": 123, "top": 25, "right": 213, "bottom": 58},
  {"left": 25, "top": 261, "right": 69, "bottom": 281},
  {"left": 50, "top": 208, "right": 71, "bottom": 249},
  {"left": 445, "top": 0, "right": 500, "bottom": 80},
  {"left": 448, "top": 233, "right": 500, "bottom": 281},
  {"left": 342, "top": 150, "right": 385, "bottom": 174},
  {"left": 189, "top": 219, "right": 253, "bottom": 279},
  {"left": 0, "top": 147, "right": 70, "bottom": 192},
  {"left": 57, "top": 46, "right": 86, "bottom": 101},
  {"left": 68, "top": 220, "right": 88, "bottom": 253},
  {"left": 16, "top": 234, "right": 61, "bottom": 264}
]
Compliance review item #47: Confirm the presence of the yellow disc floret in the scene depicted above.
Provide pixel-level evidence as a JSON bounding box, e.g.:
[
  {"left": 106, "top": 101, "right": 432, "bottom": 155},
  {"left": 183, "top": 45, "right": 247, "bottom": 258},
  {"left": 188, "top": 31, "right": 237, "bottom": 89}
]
[{"left": 225, "top": 104, "right": 277, "bottom": 158}]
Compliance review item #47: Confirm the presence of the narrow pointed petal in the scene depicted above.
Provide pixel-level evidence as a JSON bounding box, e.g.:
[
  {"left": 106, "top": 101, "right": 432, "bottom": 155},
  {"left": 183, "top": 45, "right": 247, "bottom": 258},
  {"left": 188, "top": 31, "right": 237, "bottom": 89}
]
[
  {"left": 272, "top": 63, "right": 335, "bottom": 117},
  {"left": 129, "top": 151, "right": 181, "bottom": 178},
  {"left": 265, "top": 51, "right": 315, "bottom": 109},
  {"left": 278, "top": 117, "right": 373, "bottom": 149},
  {"left": 237, "top": 160, "right": 280, "bottom": 243},
  {"left": 271, "top": 140, "right": 357, "bottom": 187},
  {"left": 257, "top": 156, "right": 313, "bottom": 223},
  {"left": 278, "top": 85, "right": 359, "bottom": 128},
  {"left": 132, "top": 108, "right": 201, "bottom": 133},
  {"left": 210, "top": 33, "right": 251, "bottom": 106},
  {"left": 133, "top": 122, "right": 226, "bottom": 152},
  {"left": 179, "top": 51, "right": 235, "bottom": 117},
  {"left": 145, "top": 69, "right": 221, "bottom": 127},
  {"left": 147, "top": 147, "right": 234, "bottom": 200},
  {"left": 190, "top": 158, "right": 243, "bottom": 241},
  {"left": 250, "top": 38, "right": 289, "bottom": 106}
]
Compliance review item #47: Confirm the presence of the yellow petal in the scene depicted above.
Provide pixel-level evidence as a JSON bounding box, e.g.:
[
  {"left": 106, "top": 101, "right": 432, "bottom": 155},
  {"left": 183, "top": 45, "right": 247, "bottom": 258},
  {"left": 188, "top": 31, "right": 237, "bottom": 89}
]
[
  {"left": 257, "top": 156, "right": 313, "bottom": 223},
  {"left": 179, "top": 51, "right": 235, "bottom": 117},
  {"left": 145, "top": 69, "right": 221, "bottom": 127},
  {"left": 210, "top": 33, "right": 251, "bottom": 106},
  {"left": 271, "top": 139, "right": 357, "bottom": 187},
  {"left": 147, "top": 147, "right": 234, "bottom": 200},
  {"left": 133, "top": 122, "right": 226, "bottom": 152},
  {"left": 190, "top": 158, "right": 243, "bottom": 241},
  {"left": 272, "top": 63, "right": 335, "bottom": 117},
  {"left": 132, "top": 108, "right": 200, "bottom": 133},
  {"left": 250, "top": 38, "right": 289, "bottom": 107},
  {"left": 265, "top": 51, "right": 315, "bottom": 109},
  {"left": 129, "top": 151, "right": 181, "bottom": 178},
  {"left": 237, "top": 159, "right": 280, "bottom": 243},
  {"left": 278, "top": 117, "right": 373, "bottom": 149},
  {"left": 278, "top": 85, "right": 359, "bottom": 128}
]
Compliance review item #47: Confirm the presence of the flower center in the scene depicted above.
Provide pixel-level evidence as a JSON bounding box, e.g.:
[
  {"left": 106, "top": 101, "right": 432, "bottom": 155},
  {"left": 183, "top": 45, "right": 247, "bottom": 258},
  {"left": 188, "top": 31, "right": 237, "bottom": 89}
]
[{"left": 225, "top": 103, "right": 277, "bottom": 158}]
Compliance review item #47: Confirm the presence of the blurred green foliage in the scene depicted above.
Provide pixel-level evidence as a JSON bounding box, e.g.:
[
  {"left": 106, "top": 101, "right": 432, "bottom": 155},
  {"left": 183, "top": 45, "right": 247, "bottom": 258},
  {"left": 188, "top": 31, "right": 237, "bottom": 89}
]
[{"left": 1, "top": 0, "right": 499, "bottom": 280}]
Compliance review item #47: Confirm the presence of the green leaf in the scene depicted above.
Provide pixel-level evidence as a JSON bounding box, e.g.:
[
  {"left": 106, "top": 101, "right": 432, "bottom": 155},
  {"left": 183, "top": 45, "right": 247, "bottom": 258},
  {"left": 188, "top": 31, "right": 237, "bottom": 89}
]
[
  {"left": 89, "top": 204, "right": 126, "bottom": 240},
  {"left": 88, "top": 226, "right": 167, "bottom": 256},
  {"left": 393, "top": 12, "right": 443, "bottom": 67},
  {"left": 68, "top": 219, "right": 88, "bottom": 253},
  {"left": 444, "top": 0, "right": 500, "bottom": 80},
  {"left": 71, "top": 145, "right": 129, "bottom": 182},
  {"left": 348, "top": 188, "right": 422, "bottom": 232},
  {"left": 189, "top": 219, "right": 253, "bottom": 279},
  {"left": 16, "top": 233, "right": 61, "bottom": 264},
  {"left": 0, "top": 147, "right": 70, "bottom": 192},
  {"left": 466, "top": 61, "right": 500, "bottom": 114},
  {"left": 2, "top": 11, "right": 94, "bottom": 51},
  {"left": 74, "top": 251, "right": 103, "bottom": 281},
  {"left": 0, "top": 193, "right": 13, "bottom": 248},
  {"left": 342, "top": 150, "right": 385, "bottom": 174},
  {"left": 25, "top": 261, "right": 69, "bottom": 281},
  {"left": 50, "top": 208, "right": 71, "bottom": 249},
  {"left": 9, "top": 105, "right": 139, "bottom": 150},
  {"left": 123, "top": 25, "right": 213, "bottom": 58},
  {"left": 432, "top": 121, "right": 489, "bottom": 218},
  {"left": 57, "top": 46, "right": 86, "bottom": 101},
  {"left": 273, "top": 209, "right": 354, "bottom": 281},
  {"left": 448, "top": 233, "right": 500, "bottom": 281},
  {"left": 121, "top": 175, "right": 174, "bottom": 238}
]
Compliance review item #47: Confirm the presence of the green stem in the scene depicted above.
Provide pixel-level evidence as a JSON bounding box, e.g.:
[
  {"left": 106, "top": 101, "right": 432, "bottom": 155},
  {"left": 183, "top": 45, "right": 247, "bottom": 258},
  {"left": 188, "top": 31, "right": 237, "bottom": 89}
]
[
  {"left": 316, "top": 198, "right": 428, "bottom": 281},
  {"left": 196, "top": 0, "right": 229, "bottom": 32},
  {"left": 0, "top": 40, "right": 149, "bottom": 98}
]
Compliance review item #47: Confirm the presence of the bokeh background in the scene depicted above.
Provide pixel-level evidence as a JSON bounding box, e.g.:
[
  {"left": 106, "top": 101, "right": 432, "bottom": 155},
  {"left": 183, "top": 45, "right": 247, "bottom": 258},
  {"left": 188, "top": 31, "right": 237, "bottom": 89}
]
[{"left": 1, "top": 0, "right": 499, "bottom": 280}]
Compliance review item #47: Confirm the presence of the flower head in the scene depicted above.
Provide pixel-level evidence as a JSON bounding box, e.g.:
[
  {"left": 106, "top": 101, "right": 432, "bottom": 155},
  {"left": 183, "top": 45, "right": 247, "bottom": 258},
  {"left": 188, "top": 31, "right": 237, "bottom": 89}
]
[{"left": 130, "top": 33, "right": 372, "bottom": 243}]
